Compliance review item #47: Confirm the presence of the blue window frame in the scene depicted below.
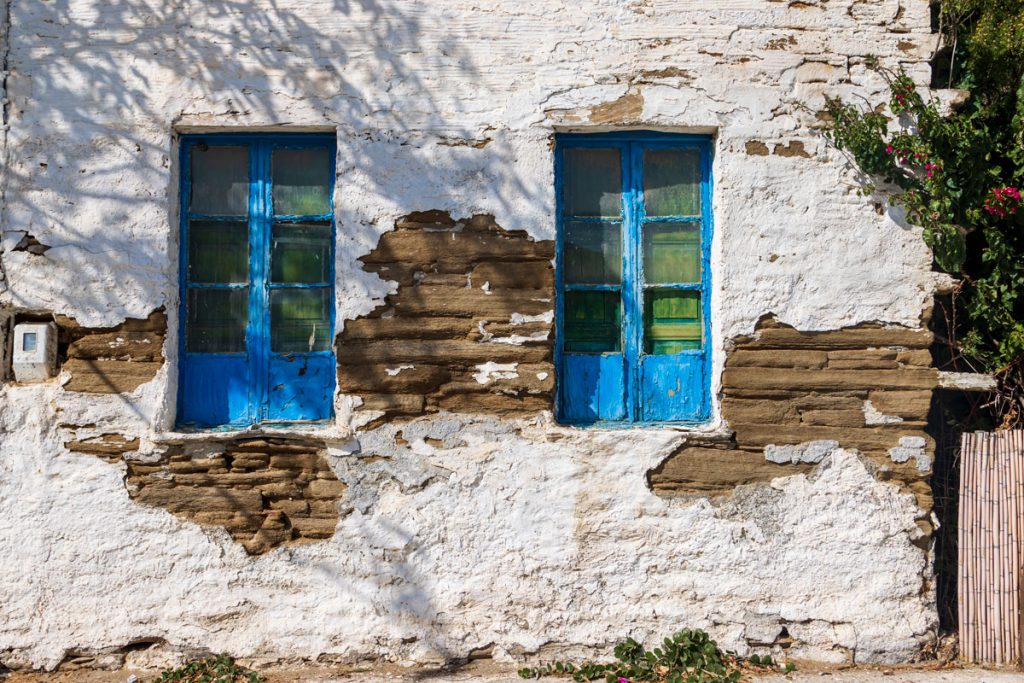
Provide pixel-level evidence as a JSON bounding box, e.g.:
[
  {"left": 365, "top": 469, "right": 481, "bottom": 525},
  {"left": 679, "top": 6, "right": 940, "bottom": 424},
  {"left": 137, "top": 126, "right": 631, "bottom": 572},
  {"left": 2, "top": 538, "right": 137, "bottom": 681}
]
[
  {"left": 555, "top": 133, "right": 713, "bottom": 425},
  {"left": 177, "top": 133, "right": 336, "bottom": 428}
]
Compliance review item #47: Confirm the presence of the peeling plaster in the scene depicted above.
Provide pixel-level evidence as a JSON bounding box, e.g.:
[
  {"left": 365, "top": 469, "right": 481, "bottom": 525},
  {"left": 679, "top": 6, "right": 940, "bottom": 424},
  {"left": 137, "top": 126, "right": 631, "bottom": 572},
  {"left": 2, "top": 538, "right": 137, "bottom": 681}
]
[
  {"left": 765, "top": 440, "right": 839, "bottom": 464},
  {"left": 0, "top": 0, "right": 940, "bottom": 669},
  {"left": 472, "top": 362, "right": 520, "bottom": 385},
  {"left": 863, "top": 400, "right": 904, "bottom": 425},
  {"left": 889, "top": 436, "right": 931, "bottom": 473}
]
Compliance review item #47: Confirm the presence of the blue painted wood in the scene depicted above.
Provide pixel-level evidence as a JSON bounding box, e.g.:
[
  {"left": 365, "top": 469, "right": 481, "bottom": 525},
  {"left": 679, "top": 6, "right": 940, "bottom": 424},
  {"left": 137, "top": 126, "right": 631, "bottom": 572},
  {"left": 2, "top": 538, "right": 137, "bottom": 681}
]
[
  {"left": 178, "top": 355, "right": 251, "bottom": 426},
  {"left": 178, "top": 133, "right": 336, "bottom": 429},
  {"left": 267, "top": 355, "right": 335, "bottom": 421},
  {"left": 639, "top": 353, "right": 706, "bottom": 421},
  {"left": 560, "top": 353, "right": 627, "bottom": 423},
  {"left": 554, "top": 133, "right": 713, "bottom": 426}
]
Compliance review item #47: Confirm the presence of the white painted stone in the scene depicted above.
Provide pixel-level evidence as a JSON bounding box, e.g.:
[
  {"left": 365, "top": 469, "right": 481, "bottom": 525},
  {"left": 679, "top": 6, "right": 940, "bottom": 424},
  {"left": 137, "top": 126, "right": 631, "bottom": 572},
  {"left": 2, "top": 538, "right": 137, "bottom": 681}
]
[
  {"left": 863, "top": 400, "right": 903, "bottom": 426},
  {"left": 765, "top": 440, "right": 840, "bottom": 464},
  {"left": 472, "top": 362, "right": 519, "bottom": 385}
]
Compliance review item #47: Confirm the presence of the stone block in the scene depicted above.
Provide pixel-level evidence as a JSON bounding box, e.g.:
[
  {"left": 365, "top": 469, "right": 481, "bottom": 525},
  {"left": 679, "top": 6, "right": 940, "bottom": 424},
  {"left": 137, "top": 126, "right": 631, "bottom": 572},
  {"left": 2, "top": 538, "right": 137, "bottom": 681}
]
[
  {"left": 469, "top": 261, "right": 553, "bottom": 289},
  {"left": 62, "top": 359, "right": 162, "bottom": 393},
  {"left": 269, "top": 499, "right": 310, "bottom": 515},
  {"left": 358, "top": 393, "right": 426, "bottom": 414},
  {"left": 721, "top": 398, "right": 800, "bottom": 425},
  {"left": 308, "top": 479, "right": 347, "bottom": 499},
  {"left": 67, "top": 333, "right": 164, "bottom": 361},
  {"left": 866, "top": 390, "right": 933, "bottom": 420},
  {"left": 648, "top": 447, "right": 815, "bottom": 494},
  {"left": 291, "top": 516, "right": 339, "bottom": 539},
  {"left": 64, "top": 435, "right": 139, "bottom": 455},
  {"left": 799, "top": 409, "right": 866, "bottom": 428},
  {"left": 725, "top": 349, "right": 827, "bottom": 369},
  {"left": 337, "top": 363, "right": 452, "bottom": 393},
  {"left": 134, "top": 487, "right": 263, "bottom": 514},
  {"left": 268, "top": 454, "right": 331, "bottom": 471},
  {"left": 337, "top": 340, "right": 549, "bottom": 366},
  {"left": 390, "top": 285, "right": 553, "bottom": 318},
  {"left": 340, "top": 317, "right": 471, "bottom": 340},
  {"left": 738, "top": 318, "right": 932, "bottom": 350},
  {"left": 433, "top": 392, "right": 550, "bottom": 415},
  {"left": 360, "top": 230, "right": 552, "bottom": 267}
]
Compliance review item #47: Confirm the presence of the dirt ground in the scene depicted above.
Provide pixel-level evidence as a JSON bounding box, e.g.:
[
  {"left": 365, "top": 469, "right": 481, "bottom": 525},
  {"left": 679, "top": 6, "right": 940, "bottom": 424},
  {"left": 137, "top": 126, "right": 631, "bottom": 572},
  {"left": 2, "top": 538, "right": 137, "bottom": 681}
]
[{"left": 3, "top": 661, "right": 1024, "bottom": 683}]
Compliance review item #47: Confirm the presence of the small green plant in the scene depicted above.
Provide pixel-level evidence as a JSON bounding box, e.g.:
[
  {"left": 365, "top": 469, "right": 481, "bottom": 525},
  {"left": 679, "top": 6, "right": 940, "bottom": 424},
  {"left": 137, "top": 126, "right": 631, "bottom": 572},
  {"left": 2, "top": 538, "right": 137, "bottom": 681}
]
[
  {"left": 517, "top": 629, "right": 789, "bottom": 683},
  {"left": 152, "top": 654, "right": 266, "bottom": 683}
]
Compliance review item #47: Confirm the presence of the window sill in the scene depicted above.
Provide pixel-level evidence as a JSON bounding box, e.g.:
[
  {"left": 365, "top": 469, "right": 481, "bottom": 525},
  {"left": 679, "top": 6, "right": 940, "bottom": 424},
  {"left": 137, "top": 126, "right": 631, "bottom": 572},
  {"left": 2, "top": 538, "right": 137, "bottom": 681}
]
[
  {"left": 151, "top": 421, "right": 353, "bottom": 446},
  {"left": 545, "top": 416, "right": 732, "bottom": 440}
]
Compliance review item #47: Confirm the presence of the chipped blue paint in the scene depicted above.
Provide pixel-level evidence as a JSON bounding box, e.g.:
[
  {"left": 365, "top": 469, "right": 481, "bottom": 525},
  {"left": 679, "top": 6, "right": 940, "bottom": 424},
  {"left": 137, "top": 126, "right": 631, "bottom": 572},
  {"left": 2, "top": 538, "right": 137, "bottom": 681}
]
[
  {"left": 555, "top": 133, "right": 713, "bottom": 426},
  {"left": 177, "top": 133, "right": 337, "bottom": 429}
]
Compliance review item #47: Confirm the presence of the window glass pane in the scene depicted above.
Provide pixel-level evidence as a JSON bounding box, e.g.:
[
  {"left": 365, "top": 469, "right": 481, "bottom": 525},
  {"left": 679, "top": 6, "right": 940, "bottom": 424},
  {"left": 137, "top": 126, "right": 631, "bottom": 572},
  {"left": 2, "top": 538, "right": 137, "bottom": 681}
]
[
  {"left": 563, "top": 148, "right": 622, "bottom": 218},
  {"left": 272, "top": 148, "right": 332, "bottom": 216},
  {"left": 564, "top": 290, "right": 621, "bottom": 353},
  {"left": 188, "top": 220, "right": 249, "bottom": 284},
  {"left": 644, "top": 289, "right": 702, "bottom": 354},
  {"left": 643, "top": 149, "right": 700, "bottom": 217},
  {"left": 271, "top": 221, "right": 331, "bottom": 284},
  {"left": 187, "top": 288, "right": 248, "bottom": 353},
  {"left": 565, "top": 221, "right": 621, "bottom": 284},
  {"left": 189, "top": 145, "right": 249, "bottom": 216},
  {"left": 271, "top": 288, "right": 331, "bottom": 353},
  {"left": 643, "top": 222, "right": 701, "bottom": 284}
]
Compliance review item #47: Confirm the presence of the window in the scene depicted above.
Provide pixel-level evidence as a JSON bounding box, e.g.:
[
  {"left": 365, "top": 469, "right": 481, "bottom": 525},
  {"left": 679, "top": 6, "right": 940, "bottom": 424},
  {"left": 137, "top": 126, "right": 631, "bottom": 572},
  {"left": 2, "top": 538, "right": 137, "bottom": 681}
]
[
  {"left": 555, "top": 133, "right": 712, "bottom": 424},
  {"left": 178, "top": 134, "right": 336, "bottom": 428}
]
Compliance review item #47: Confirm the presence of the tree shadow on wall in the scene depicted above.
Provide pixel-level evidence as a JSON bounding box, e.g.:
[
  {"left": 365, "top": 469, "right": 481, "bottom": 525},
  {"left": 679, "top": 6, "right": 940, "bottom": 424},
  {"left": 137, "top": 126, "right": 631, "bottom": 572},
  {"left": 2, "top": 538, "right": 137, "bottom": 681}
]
[
  {"left": 0, "top": 0, "right": 542, "bottom": 665},
  {"left": 0, "top": 0, "right": 537, "bottom": 316}
]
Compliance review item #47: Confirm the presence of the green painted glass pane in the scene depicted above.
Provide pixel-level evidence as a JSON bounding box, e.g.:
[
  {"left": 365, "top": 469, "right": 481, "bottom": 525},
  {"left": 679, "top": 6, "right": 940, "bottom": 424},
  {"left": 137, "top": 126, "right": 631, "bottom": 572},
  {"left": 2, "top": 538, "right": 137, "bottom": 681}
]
[
  {"left": 188, "top": 220, "right": 249, "bottom": 284},
  {"left": 563, "top": 148, "right": 622, "bottom": 218},
  {"left": 564, "top": 290, "right": 621, "bottom": 353},
  {"left": 271, "top": 221, "right": 331, "bottom": 284},
  {"left": 272, "top": 148, "right": 331, "bottom": 216},
  {"left": 189, "top": 145, "right": 249, "bottom": 216},
  {"left": 271, "top": 288, "right": 331, "bottom": 353},
  {"left": 565, "top": 221, "right": 621, "bottom": 284},
  {"left": 186, "top": 288, "right": 248, "bottom": 353},
  {"left": 644, "top": 289, "right": 702, "bottom": 354},
  {"left": 643, "top": 149, "right": 700, "bottom": 217},
  {"left": 643, "top": 222, "right": 701, "bottom": 284}
]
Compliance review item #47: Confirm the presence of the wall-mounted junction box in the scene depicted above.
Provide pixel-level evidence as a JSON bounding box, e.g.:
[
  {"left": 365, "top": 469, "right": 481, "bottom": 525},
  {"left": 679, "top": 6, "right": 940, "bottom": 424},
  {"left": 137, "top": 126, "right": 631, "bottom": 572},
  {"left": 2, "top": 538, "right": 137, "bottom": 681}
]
[{"left": 13, "top": 322, "right": 57, "bottom": 383}]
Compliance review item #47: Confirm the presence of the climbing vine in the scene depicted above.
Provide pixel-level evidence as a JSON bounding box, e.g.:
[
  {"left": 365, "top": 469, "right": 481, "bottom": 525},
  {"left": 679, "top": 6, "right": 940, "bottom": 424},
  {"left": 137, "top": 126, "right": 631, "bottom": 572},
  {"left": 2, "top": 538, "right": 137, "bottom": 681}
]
[{"left": 821, "top": 0, "right": 1024, "bottom": 427}]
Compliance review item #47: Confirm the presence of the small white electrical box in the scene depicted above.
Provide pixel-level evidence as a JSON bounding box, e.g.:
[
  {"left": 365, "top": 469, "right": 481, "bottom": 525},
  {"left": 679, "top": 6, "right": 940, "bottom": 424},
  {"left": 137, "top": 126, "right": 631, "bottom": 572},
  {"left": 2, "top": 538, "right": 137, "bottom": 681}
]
[{"left": 13, "top": 322, "right": 58, "bottom": 383}]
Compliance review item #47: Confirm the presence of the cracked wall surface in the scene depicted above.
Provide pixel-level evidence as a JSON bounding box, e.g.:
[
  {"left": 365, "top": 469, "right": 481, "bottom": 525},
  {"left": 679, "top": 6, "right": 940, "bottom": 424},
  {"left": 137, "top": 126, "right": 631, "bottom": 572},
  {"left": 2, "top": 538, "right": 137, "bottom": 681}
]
[{"left": 0, "top": 0, "right": 945, "bottom": 672}]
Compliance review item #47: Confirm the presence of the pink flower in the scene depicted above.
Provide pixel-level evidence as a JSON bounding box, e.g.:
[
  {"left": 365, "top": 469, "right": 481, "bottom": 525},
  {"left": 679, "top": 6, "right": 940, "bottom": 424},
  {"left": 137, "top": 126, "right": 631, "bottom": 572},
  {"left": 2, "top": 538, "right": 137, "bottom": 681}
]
[
  {"left": 985, "top": 186, "right": 1021, "bottom": 217},
  {"left": 886, "top": 144, "right": 893, "bottom": 154},
  {"left": 618, "top": 678, "right": 631, "bottom": 683}
]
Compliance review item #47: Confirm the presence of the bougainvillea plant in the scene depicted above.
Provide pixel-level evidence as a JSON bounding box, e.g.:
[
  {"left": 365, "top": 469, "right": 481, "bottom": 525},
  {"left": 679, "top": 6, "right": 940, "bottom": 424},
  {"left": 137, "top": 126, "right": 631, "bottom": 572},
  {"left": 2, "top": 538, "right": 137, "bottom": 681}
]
[{"left": 821, "top": 0, "right": 1024, "bottom": 428}]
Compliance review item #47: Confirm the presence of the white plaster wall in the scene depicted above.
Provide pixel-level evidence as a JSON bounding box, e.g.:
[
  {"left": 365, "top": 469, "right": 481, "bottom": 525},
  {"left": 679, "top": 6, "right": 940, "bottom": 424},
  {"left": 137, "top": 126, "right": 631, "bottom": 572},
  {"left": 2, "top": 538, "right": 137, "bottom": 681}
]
[
  {"left": 0, "top": 386, "right": 932, "bottom": 669},
  {"left": 0, "top": 0, "right": 940, "bottom": 669}
]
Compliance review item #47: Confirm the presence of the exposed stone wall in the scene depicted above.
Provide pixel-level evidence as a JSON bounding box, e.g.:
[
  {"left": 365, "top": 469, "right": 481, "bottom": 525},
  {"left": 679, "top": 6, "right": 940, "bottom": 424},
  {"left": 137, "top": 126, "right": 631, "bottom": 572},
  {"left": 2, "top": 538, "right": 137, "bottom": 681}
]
[
  {"left": 651, "top": 316, "right": 937, "bottom": 532},
  {"left": 56, "top": 309, "right": 166, "bottom": 393},
  {"left": 338, "top": 212, "right": 554, "bottom": 422},
  {"left": 66, "top": 435, "right": 344, "bottom": 555}
]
